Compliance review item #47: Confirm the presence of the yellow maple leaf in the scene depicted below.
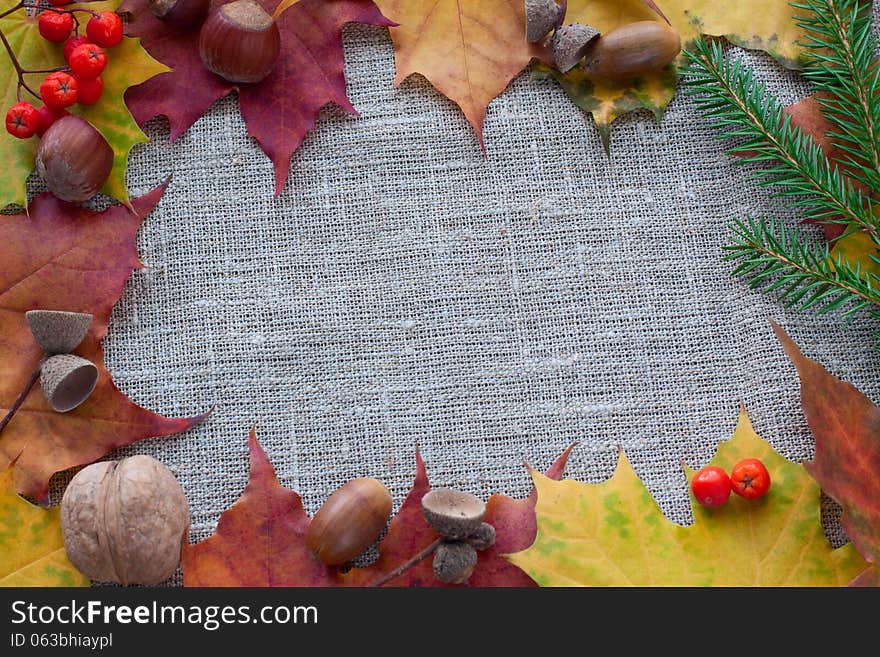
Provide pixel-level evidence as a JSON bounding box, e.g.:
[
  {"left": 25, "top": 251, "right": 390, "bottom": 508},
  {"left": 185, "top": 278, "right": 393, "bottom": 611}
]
[
  {"left": 374, "top": 0, "right": 545, "bottom": 143},
  {"left": 828, "top": 230, "right": 880, "bottom": 279},
  {"left": 0, "top": 463, "right": 89, "bottom": 587},
  {"left": 507, "top": 408, "right": 867, "bottom": 586}
]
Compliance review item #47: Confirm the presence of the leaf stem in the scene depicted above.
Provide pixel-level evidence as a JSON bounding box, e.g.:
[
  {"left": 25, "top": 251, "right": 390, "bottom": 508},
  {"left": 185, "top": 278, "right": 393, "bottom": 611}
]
[
  {"left": 369, "top": 538, "right": 441, "bottom": 587},
  {"left": 0, "top": 357, "right": 45, "bottom": 438},
  {"left": 19, "top": 3, "right": 99, "bottom": 18}
]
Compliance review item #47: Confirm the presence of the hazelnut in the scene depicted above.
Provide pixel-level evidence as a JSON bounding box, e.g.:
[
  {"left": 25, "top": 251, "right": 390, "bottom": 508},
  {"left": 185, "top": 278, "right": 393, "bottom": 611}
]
[
  {"left": 148, "top": 0, "right": 210, "bottom": 29},
  {"left": 198, "top": 0, "right": 281, "bottom": 84},
  {"left": 36, "top": 114, "right": 113, "bottom": 204},
  {"left": 306, "top": 477, "right": 393, "bottom": 566},
  {"left": 61, "top": 455, "right": 190, "bottom": 585}
]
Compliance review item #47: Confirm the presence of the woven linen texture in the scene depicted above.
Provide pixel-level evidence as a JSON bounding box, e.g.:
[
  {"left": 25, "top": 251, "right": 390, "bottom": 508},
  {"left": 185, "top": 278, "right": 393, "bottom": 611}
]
[{"left": 45, "top": 20, "right": 880, "bottom": 583}]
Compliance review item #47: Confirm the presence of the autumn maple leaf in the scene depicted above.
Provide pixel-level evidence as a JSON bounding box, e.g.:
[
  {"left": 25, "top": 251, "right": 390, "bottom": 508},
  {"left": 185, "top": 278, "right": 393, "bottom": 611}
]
[
  {"left": 375, "top": 0, "right": 549, "bottom": 145},
  {"left": 773, "top": 321, "right": 880, "bottom": 585},
  {"left": 0, "top": 183, "right": 207, "bottom": 501},
  {"left": 182, "top": 428, "right": 572, "bottom": 586},
  {"left": 121, "top": 0, "right": 394, "bottom": 194},
  {"left": 508, "top": 408, "right": 866, "bottom": 586},
  {"left": 0, "top": 462, "right": 89, "bottom": 586},
  {"left": 0, "top": 0, "right": 167, "bottom": 208},
  {"left": 546, "top": 0, "right": 811, "bottom": 147}
]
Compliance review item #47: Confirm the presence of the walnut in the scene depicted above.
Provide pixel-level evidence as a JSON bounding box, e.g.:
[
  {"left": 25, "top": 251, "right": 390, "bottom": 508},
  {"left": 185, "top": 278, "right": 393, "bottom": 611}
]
[{"left": 61, "top": 455, "right": 190, "bottom": 585}]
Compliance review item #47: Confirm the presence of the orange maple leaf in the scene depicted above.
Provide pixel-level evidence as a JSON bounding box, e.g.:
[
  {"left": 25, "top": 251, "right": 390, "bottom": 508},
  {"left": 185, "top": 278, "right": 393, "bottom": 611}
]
[{"left": 376, "top": 0, "right": 547, "bottom": 144}]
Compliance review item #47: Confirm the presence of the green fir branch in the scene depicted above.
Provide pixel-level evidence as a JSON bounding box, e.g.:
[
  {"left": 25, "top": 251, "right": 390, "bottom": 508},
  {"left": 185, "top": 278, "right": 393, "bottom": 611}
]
[
  {"left": 795, "top": 0, "right": 880, "bottom": 192},
  {"left": 681, "top": 0, "right": 880, "bottom": 340},
  {"left": 725, "top": 217, "right": 880, "bottom": 315},
  {"left": 683, "top": 36, "right": 879, "bottom": 240}
]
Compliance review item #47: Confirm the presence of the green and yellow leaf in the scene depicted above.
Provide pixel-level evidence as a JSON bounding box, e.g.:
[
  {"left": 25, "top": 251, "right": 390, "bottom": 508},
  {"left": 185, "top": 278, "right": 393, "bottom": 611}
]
[
  {"left": 0, "top": 463, "right": 88, "bottom": 587},
  {"left": 508, "top": 408, "right": 867, "bottom": 586},
  {"left": 829, "top": 230, "right": 880, "bottom": 277},
  {"left": 0, "top": 0, "right": 167, "bottom": 208}
]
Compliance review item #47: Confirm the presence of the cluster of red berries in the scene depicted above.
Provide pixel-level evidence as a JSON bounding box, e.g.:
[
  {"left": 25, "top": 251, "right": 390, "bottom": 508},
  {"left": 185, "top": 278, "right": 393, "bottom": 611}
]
[
  {"left": 691, "top": 458, "right": 771, "bottom": 508},
  {"left": 4, "top": 2, "right": 123, "bottom": 140}
]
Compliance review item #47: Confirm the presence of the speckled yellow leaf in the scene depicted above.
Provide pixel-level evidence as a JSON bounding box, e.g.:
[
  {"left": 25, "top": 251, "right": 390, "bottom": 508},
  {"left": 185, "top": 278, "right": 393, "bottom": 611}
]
[
  {"left": 0, "top": 0, "right": 168, "bottom": 209},
  {"left": 533, "top": 62, "right": 676, "bottom": 150},
  {"left": 829, "top": 231, "right": 880, "bottom": 277},
  {"left": 374, "top": 0, "right": 545, "bottom": 143},
  {"left": 0, "top": 463, "right": 88, "bottom": 587},
  {"left": 550, "top": 0, "right": 809, "bottom": 145},
  {"left": 508, "top": 408, "right": 867, "bottom": 586}
]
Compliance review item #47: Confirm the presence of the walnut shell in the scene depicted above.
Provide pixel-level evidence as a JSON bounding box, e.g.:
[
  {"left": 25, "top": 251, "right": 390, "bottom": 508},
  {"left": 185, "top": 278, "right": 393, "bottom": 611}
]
[{"left": 61, "top": 455, "right": 190, "bottom": 585}]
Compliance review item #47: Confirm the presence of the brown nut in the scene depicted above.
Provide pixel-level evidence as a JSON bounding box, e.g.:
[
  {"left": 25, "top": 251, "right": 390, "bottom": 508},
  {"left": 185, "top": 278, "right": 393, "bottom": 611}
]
[
  {"left": 306, "top": 477, "right": 393, "bottom": 566},
  {"left": 582, "top": 20, "right": 681, "bottom": 81},
  {"left": 149, "top": 0, "right": 210, "bottom": 29},
  {"left": 61, "top": 455, "right": 190, "bottom": 585},
  {"left": 36, "top": 115, "right": 113, "bottom": 204},
  {"left": 421, "top": 488, "right": 486, "bottom": 540},
  {"left": 433, "top": 541, "right": 478, "bottom": 584},
  {"left": 198, "top": 0, "right": 281, "bottom": 84}
]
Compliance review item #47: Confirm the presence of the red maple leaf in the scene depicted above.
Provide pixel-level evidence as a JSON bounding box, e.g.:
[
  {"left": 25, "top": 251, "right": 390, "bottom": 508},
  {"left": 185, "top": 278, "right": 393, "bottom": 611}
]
[
  {"left": 120, "top": 0, "right": 394, "bottom": 194},
  {"left": 774, "top": 321, "right": 880, "bottom": 586},
  {"left": 0, "top": 183, "right": 207, "bottom": 502},
  {"left": 182, "top": 428, "right": 573, "bottom": 586}
]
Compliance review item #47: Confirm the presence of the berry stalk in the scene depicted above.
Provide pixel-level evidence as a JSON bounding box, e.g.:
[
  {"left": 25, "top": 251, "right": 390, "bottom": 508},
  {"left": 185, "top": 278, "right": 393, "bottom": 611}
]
[
  {"left": 0, "top": 23, "right": 41, "bottom": 101},
  {"left": 368, "top": 538, "right": 442, "bottom": 587}
]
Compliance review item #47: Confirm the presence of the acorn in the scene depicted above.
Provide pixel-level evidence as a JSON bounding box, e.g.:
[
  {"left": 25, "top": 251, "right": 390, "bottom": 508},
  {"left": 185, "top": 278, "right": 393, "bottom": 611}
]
[
  {"left": 525, "top": 0, "right": 564, "bottom": 43},
  {"left": 582, "top": 21, "right": 681, "bottom": 81},
  {"left": 433, "top": 541, "right": 478, "bottom": 584},
  {"left": 36, "top": 115, "right": 113, "bottom": 204},
  {"left": 552, "top": 23, "right": 600, "bottom": 73},
  {"left": 198, "top": 0, "right": 281, "bottom": 84},
  {"left": 40, "top": 354, "right": 98, "bottom": 412},
  {"left": 306, "top": 477, "right": 393, "bottom": 566},
  {"left": 466, "top": 522, "right": 496, "bottom": 551},
  {"left": 26, "top": 310, "right": 93, "bottom": 355},
  {"left": 421, "top": 488, "right": 486, "bottom": 540},
  {"left": 148, "top": 0, "right": 210, "bottom": 29}
]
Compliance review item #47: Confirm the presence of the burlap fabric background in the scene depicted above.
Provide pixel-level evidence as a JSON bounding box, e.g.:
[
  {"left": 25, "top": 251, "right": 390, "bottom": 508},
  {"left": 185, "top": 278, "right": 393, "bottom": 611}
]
[{"left": 45, "top": 16, "right": 880, "bottom": 584}]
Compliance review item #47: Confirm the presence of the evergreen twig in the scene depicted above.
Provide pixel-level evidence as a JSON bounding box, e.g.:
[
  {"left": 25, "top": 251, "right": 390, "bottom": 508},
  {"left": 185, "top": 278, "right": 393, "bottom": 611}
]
[{"left": 682, "top": 0, "right": 880, "bottom": 341}]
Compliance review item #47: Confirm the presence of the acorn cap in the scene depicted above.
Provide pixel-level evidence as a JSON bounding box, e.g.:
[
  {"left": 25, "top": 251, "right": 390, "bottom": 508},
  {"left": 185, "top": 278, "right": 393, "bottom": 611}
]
[
  {"left": 40, "top": 354, "right": 98, "bottom": 413},
  {"left": 525, "top": 0, "right": 564, "bottom": 43},
  {"left": 432, "top": 541, "right": 478, "bottom": 584},
  {"left": 421, "top": 488, "right": 486, "bottom": 540},
  {"left": 552, "top": 23, "right": 600, "bottom": 73},
  {"left": 466, "top": 522, "right": 496, "bottom": 551},
  {"left": 26, "top": 310, "right": 93, "bottom": 355}
]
